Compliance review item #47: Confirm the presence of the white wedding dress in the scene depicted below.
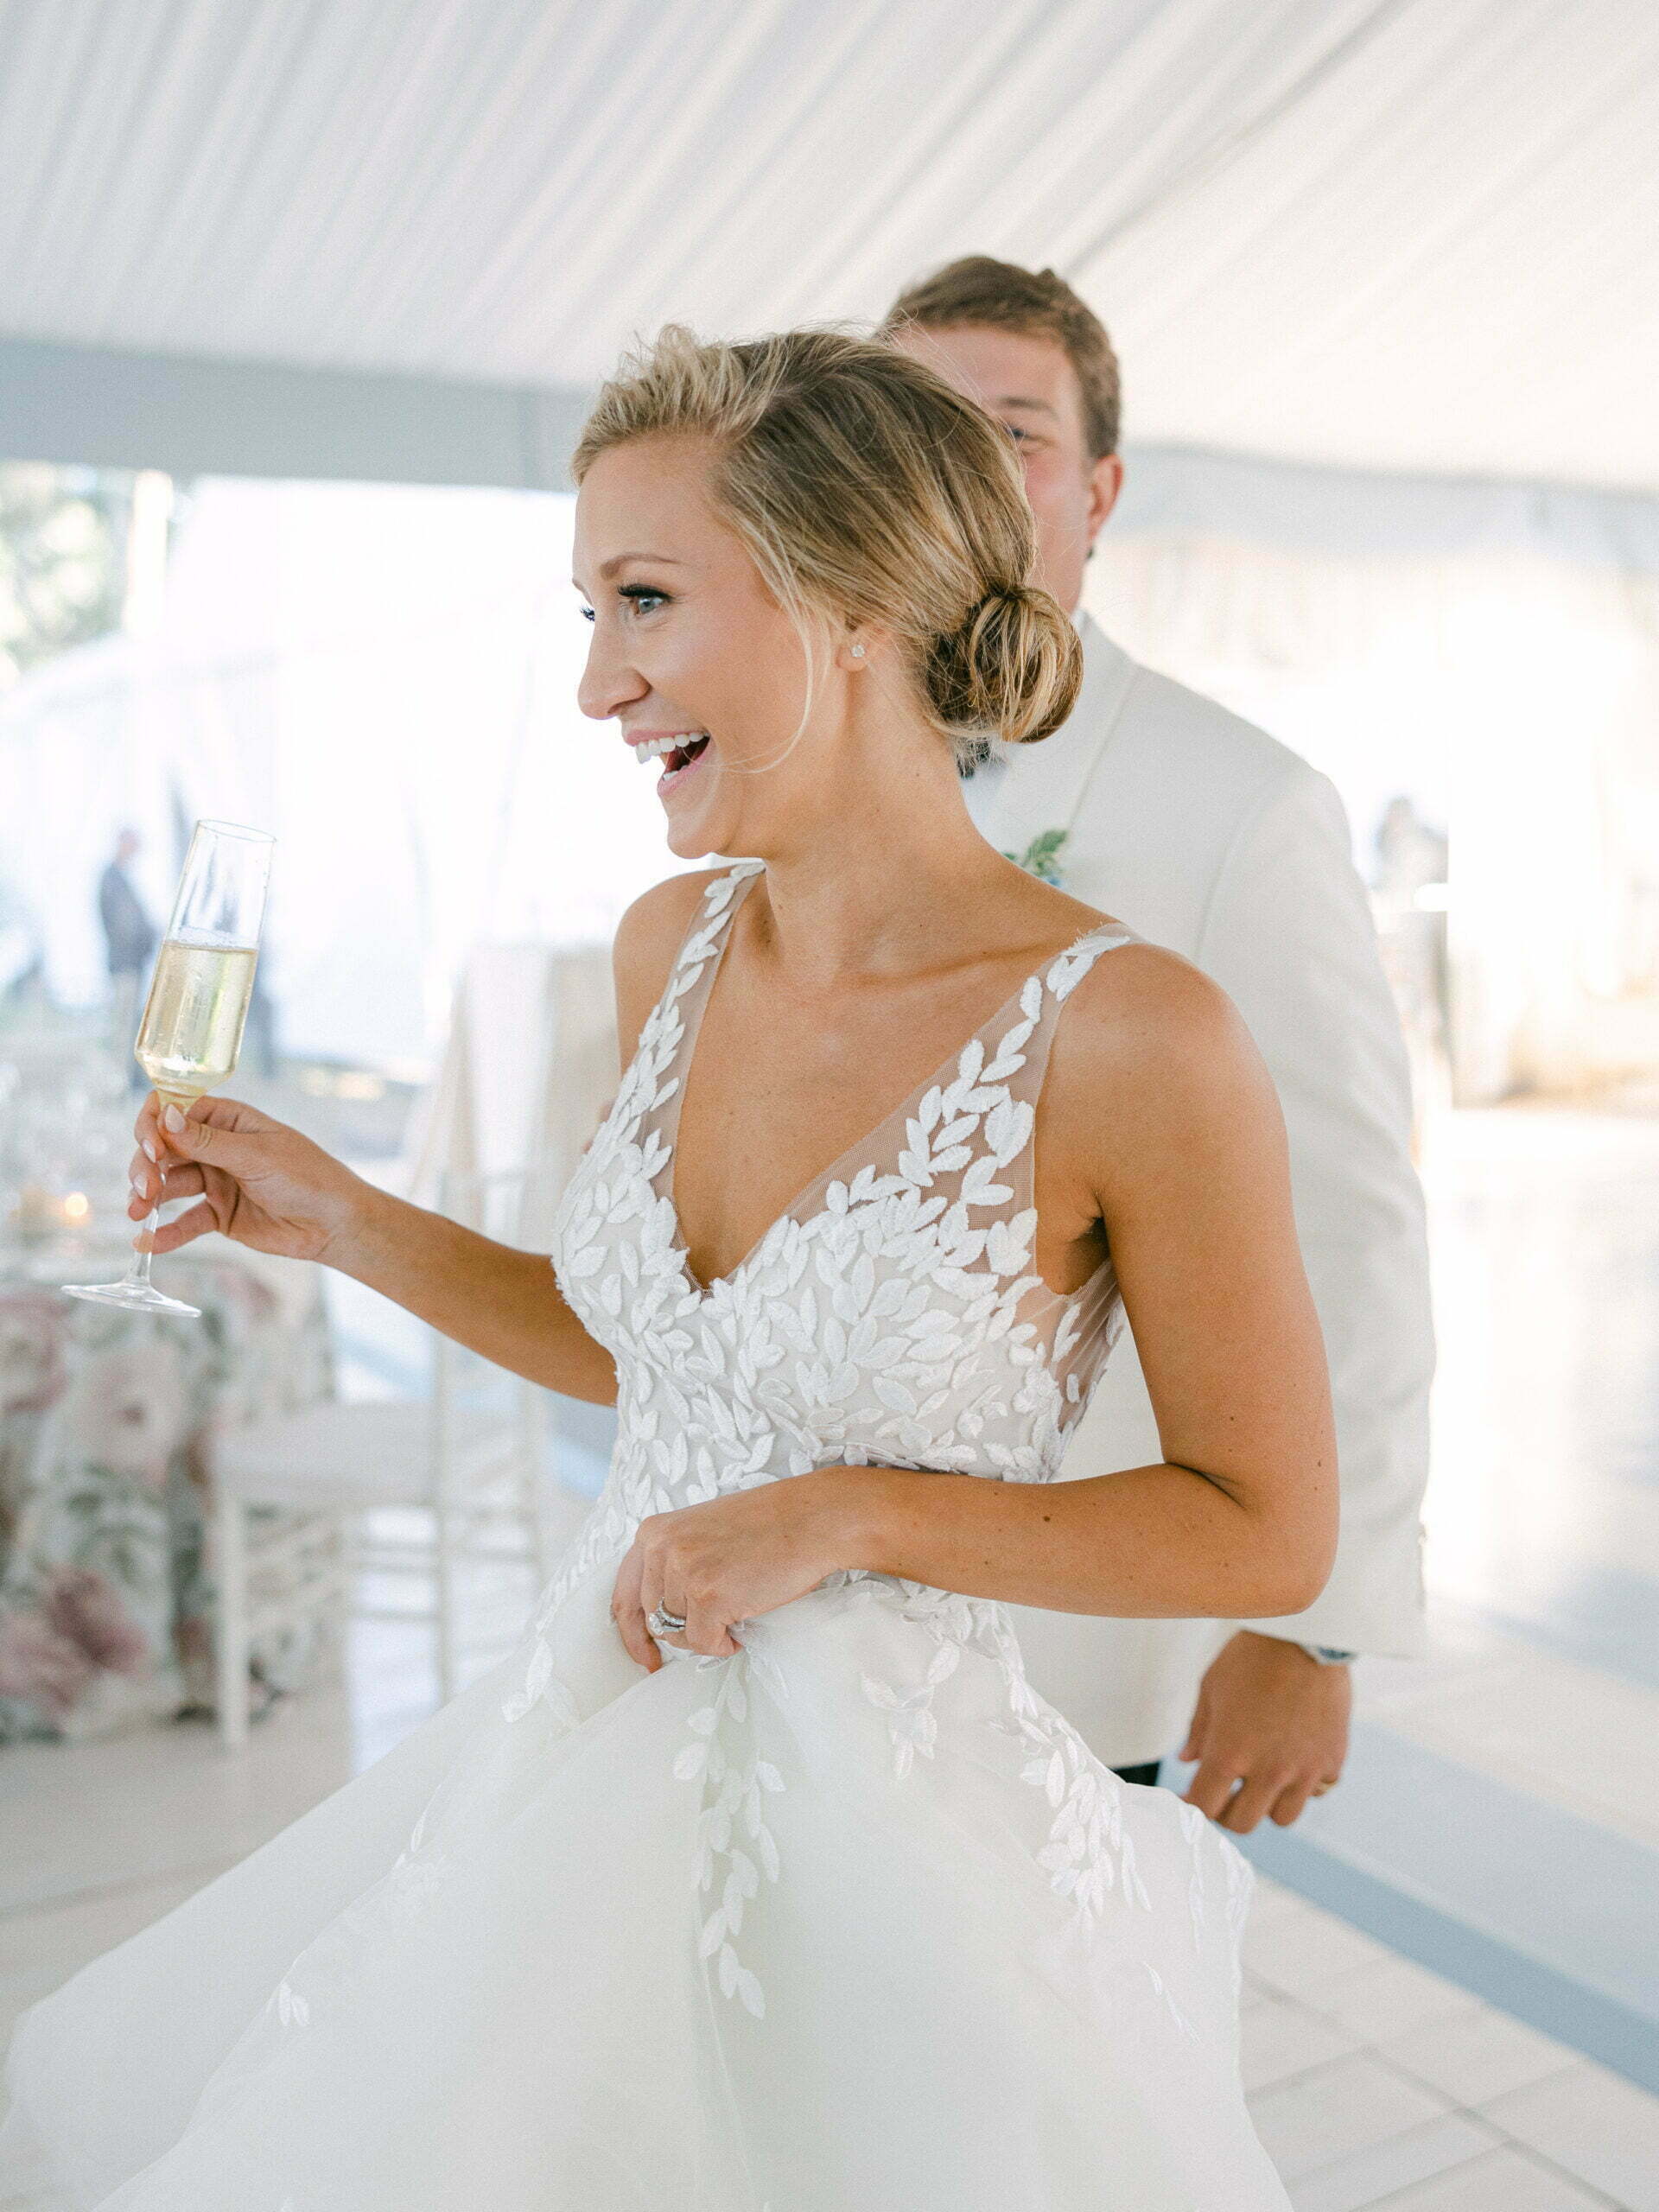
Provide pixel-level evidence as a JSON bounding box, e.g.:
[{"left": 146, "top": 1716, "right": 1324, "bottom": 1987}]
[{"left": 1, "top": 861, "right": 1290, "bottom": 2209}]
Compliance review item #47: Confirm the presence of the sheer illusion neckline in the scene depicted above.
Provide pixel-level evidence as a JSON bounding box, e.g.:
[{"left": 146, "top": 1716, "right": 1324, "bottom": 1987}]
[{"left": 660, "top": 867, "right": 1128, "bottom": 1305}]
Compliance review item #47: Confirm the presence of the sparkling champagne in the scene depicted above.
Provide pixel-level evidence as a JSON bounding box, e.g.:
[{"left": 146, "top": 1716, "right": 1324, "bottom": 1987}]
[
  {"left": 136, "top": 939, "right": 258, "bottom": 1104},
  {"left": 67, "top": 818, "right": 272, "bottom": 1319}
]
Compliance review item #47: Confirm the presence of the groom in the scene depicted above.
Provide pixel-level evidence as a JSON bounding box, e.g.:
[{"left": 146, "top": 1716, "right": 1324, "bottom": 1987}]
[{"left": 882, "top": 257, "right": 1433, "bottom": 1833}]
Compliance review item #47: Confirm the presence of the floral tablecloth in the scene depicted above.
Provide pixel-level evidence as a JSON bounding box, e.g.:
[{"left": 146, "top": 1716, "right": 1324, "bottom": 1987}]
[{"left": 0, "top": 1243, "right": 336, "bottom": 1741}]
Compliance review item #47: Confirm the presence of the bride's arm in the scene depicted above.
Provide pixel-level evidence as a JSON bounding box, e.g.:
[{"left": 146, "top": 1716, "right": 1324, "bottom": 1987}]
[
  {"left": 613, "top": 946, "right": 1338, "bottom": 1667},
  {"left": 851, "top": 946, "right": 1339, "bottom": 1621},
  {"left": 128, "top": 1094, "right": 621, "bottom": 1405}
]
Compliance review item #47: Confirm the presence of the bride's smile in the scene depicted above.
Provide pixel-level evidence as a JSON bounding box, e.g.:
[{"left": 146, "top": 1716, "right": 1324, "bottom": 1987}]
[{"left": 625, "top": 728, "right": 711, "bottom": 791}]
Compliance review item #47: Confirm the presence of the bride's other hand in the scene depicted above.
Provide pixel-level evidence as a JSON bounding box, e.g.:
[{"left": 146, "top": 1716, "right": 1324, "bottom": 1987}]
[
  {"left": 610, "top": 1470, "right": 880, "bottom": 1670},
  {"left": 128, "top": 1091, "right": 368, "bottom": 1265}
]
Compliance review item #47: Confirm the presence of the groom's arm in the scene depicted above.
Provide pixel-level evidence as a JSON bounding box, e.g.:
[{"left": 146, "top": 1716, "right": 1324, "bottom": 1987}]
[{"left": 1197, "top": 761, "right": 1433, "bottom": 1661}]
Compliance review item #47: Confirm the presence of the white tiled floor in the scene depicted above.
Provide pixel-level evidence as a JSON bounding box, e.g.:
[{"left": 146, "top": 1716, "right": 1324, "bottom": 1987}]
[
  {"left": 1363, "top": 2151, "right": 1612, "bottom": 2211},
  {"left": 1379, "top": 2006, "right": 1589, "bottom": 2108},
  {"left": 1477, "top": 2063, "right": 1659, "bottom": 2211},
  {"left": 1247, "top": 2050, "right": 1465, "bottom": 2184},
  {"left": 1235, "top": 1886, "right": 1659, "bottom": 2209}
]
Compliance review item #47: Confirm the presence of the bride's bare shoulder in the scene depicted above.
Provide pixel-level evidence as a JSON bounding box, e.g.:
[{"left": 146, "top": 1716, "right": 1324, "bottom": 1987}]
[
  {"left": 1046, "top": 934, "right": 1281, "bottom": 1161},
  {"left": 1066, "top": 931, "right": 1249, "bottom": 1057},
  {"left": 611, "top": 869, "right": 732, "bottom": 1057}
]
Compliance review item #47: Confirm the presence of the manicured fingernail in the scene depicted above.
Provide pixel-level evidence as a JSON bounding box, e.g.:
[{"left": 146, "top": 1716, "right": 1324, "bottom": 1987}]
[
  {"left": 162, "top": 1104, "right": 185, "bottom": 1132},
  {"left": 142, "top": 1139, "right": 157, "bottom": 1162},
  {"left": 130, "top": 1174, "right": 147, "bottom": 1198}
]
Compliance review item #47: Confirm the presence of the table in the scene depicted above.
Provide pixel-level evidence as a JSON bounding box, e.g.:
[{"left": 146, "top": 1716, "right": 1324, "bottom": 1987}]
[{"left": 0, "top": 1236, "right": 336, "bottom": 1741}]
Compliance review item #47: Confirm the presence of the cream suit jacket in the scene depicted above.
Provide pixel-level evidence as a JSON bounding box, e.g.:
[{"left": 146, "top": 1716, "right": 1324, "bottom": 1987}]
[{"left": 966, "top": 613, "right": 1433, "bottom": 1767}]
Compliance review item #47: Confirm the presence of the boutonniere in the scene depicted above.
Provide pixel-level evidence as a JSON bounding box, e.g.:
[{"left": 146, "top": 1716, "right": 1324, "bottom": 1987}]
[{"left": 1004, "top": 828, "right": 1069, "bottom": 887}]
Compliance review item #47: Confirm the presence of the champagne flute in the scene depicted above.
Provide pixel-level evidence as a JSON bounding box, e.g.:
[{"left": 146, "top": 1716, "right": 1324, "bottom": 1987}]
[{"left": 65, "top": 819, "right": 274, "bottom": 1317}]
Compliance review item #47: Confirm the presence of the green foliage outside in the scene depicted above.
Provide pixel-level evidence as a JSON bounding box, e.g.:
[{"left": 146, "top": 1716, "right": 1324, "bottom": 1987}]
[
  {"left": 1004, "top": 827, "right": 1070, "bottom": 886},
  {"left": 0, "top": 462, "right": 135, "bottom": 690}
]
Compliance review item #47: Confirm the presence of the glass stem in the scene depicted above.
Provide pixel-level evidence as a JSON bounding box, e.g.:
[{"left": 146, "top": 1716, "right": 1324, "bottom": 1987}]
[{"left": 127, "top": 1203, "right": 161, "bottom": 1291}]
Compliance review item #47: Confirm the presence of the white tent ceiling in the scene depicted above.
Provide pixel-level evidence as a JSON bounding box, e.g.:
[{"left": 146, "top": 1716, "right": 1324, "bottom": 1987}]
[{"left": 1, "top": 0, "right": 1657, "bottom": 493}]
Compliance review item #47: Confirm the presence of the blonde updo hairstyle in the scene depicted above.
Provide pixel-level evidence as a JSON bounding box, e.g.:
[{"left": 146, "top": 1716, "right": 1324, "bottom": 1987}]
[{"left": 570, "top": 324, "right": 1082, "bottom": 766}]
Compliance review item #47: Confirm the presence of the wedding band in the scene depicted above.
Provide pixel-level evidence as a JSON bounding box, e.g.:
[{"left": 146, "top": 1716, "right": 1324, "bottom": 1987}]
[
  {"left": 647, "top": 1605, "right": 687, "bottom": 1638},
  {"left": 1311, "top": 1779, "right": 1338, "bottom": 1796}
]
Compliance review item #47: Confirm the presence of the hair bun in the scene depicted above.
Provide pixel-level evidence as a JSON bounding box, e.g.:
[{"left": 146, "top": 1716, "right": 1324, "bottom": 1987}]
[{"left": 923, "top": 580, "right": 1083, "bottom": 749}]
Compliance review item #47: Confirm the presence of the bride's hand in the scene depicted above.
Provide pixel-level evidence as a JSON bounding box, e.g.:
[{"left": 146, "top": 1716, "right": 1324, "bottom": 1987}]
[
  {"left": 128, "top": 1091, "right": 369, "bottom": 1266},
  {"left": 610, "top": 1471, "right": 881, "bottom": 1670}
]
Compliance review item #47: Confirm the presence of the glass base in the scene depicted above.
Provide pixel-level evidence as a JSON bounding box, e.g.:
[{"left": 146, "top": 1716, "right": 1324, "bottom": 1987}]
[{"left": 63, "top": 1279, "right": 202, "bottom": 1319}]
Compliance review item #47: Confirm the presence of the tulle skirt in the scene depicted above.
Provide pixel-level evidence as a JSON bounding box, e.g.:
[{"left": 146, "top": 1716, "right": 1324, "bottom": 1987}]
[{"left": 0, "top": 1549, "right": 1288, "bottom": 2209}]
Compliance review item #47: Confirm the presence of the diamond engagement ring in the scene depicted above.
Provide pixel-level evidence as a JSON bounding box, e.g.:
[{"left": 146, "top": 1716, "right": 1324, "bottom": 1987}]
[{"left": 647, "top": 1605, "right": 688, "bottom": 1639}]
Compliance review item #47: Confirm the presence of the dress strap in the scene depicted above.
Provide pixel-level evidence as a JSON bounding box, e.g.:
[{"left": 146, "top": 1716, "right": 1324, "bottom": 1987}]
[
  {"left": 972, "top": 919, "right": 1139, "bottom": 1240},
  {"left": 632, "top": 862, "right": 764, "bottom": 1169},
  {"left": 1010, "top": 921, "right": 1140, "bottom": 1092}
]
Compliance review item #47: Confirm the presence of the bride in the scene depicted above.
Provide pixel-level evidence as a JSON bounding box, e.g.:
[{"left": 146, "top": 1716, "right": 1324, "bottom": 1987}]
[{"left": 1, "top": 326, "right": 1334, "bottom": 2209}]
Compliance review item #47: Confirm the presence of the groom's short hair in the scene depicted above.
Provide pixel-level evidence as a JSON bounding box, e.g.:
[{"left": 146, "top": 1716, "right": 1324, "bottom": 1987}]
[{"left": 879, "top": 257, "right": 1121, "bottom": 461}]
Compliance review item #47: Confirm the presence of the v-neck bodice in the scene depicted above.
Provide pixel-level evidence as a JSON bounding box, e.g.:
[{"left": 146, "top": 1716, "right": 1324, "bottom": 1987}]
[
  {"left": 658, "top": 861, "right": 1127, "bottom": 1302},
  {"left": 547, "top": 861, "right": 1140, "bottom": 1557}
]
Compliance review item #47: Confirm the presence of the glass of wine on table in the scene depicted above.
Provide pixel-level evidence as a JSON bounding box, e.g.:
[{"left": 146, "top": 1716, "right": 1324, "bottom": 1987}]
[{"left": 65, "top": 818, "right": 274, "bottom": 1319}]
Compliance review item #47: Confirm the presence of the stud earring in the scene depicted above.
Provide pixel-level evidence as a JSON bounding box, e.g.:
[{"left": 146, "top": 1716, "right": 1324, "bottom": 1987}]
[{"left": 851, "top": 643, "right": 866, "bottom": 659}]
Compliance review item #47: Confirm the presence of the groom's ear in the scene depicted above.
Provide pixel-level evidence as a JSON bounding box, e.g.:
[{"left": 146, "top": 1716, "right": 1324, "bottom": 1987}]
[{"left": 1085, "top": 453, "right": 1123, "bottom": 549}]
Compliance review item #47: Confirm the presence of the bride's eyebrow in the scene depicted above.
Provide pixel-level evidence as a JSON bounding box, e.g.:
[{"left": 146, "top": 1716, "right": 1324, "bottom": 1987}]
[{"left": 571, "top": 552, "right": 690, "bottom": 590}]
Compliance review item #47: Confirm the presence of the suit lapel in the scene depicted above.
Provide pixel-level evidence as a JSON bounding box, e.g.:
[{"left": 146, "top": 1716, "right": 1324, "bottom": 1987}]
[{"left": 973, "top": 612, "right": 1137, "bottom": 860}]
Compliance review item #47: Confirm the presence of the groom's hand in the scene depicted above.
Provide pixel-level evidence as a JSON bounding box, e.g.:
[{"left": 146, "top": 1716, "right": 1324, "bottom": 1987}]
[{"left": 1179, "top": 1630, "right": 1351, "bottom": 1833}]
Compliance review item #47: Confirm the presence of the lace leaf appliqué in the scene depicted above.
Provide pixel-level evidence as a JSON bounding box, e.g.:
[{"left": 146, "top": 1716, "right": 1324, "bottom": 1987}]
[{"left": 677, "top": 1653, "right": 779, "bottom": 2019}]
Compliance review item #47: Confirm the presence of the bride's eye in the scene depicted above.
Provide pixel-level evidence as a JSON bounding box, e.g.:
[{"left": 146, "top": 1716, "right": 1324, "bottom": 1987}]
[{"left": 575, "top": 585, "right": 671, "bottom": 624}]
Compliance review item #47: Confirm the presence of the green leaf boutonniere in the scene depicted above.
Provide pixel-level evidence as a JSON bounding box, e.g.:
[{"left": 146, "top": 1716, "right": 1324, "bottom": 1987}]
[{"left": 1004, "top": 828, "right": 1069, "bottom": 887}]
